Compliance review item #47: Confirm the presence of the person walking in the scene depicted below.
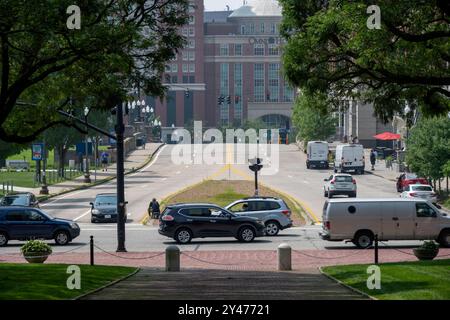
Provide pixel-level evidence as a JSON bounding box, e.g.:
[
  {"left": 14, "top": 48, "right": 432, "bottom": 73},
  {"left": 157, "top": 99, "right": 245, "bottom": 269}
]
[
  {"left": 100, "top": 151, "right": 109, "bottom": 172},
  {"left": 148, "top": 198, "right": 161, "bottom": 219},
  {"left": 370, "top": 149, "right": 377, "bottom": 171}
]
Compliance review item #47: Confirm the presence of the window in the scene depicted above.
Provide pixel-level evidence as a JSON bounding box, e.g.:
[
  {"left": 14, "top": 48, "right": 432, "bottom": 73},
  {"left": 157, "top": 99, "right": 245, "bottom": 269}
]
[
  {"left": 180, "top": 208, "right": 209, "bottom": 217},
  {"left": 171, "top": 64, "right": 178, "bottom": 73},
  {"left": 182, "top": 75, "right": 189, "bottom": 83},
  {"left": 228, "top": 202, "right": 250, "bottom": 213},
  {"left": 27, "top": 210, "right": 45, "bottom": 221},
  {"left": 284, "top": 83, "right": 294, "bottom": 102},
  {"left": 189, "top": 64, "right": 195, "bottom": 73},
  {"left": 189, "top": 27, "right": 195, "bottom": 36},
  {"left": 234, "top": 63, "right": 243, "bottom": 122},
  {"left": 241, "top": 25, "right": 246, "bottom": 34},
  {"left": 171, "top": 75, "right": 178, "bottom": 83},
  {"left": 260, "top": 23, "right": 265, "bottom": 34},
  {"left": 165, "top": 65, "right": 171, "bottom": 72},
  {"left": 189, "top": 75, "right": 195, "bottom": 83},
  {"left": 182, "top": 28, "right": 188, "bottom": 37},
  {"left": 182, "top": 52, "right": 188, "bottom": 61},
  {"left": 270, "top": 23, "right": 276, "bottom": 34},
  {"left": 5, "top": 210, "right": 27, "bottom": 221},
  {"left": 267, "top": 202, "right": 281, "bottom": 210},
  {"left": 335, "top": 176, "right": 353, "bottom": 182},
  {"left": 182, "top": 64, "right": 188, "bottom": 73},
  {"left": 254, "top": 44, "right": 264, "bottom": 56},
  {"left": 268, "top": 63, "right": 279, "bottom": 102},
  {"left": 250, "top": 23, "right": 254, "bottom": 34},
  {"left": 268, "top": 44, "right": 279, "bottom": 56},
  {"left": 220, "top": 44, "right": 229, "bottom": 56},
  {"left": 416, "top": 203, "right": 437, "bottom": 218},
  {"left": 235, "top": 44, "right": 242, "bottom": 56},
  {"left": 188, "top": 3, "right": 195, "bottom": 13},
  {"left": 220, "top": 63, "right": 229, "bottom": 124},
  {"left": 254, "top": 63, "right": 265, "bottom": 102},
  {"left": 188, "top": 51, "right": 195, "bottom": 61},
  {"left": 411, "top": 185, "right": 433, "bottom": 192},
  {"left": 189, "top": 16, "right": 195, "bottom": 25},
  {"left": 188, "top": 39, "right": 195, "bottom": 49},
  {"left": 249, "top": 201, "right": 268, "bottom": 211}
]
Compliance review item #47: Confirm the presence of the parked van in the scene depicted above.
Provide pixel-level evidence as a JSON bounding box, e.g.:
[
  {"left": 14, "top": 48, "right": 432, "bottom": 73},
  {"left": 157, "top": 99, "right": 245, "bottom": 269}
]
[
  {"left": 320, "top": 198, "right": 450, "bottom": 249},
  {"left": 334, "top": 144, "right": 365, "bottom": 174},
  {"left": 306, "top": 141, "right": 329, "bottom": 169}
]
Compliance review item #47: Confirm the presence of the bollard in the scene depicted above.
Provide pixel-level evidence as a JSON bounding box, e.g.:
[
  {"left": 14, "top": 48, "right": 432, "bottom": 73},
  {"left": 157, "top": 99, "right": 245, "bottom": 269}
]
[
  {"left": 90, "top": 235, "right": 94, "bottom": 266},
  {"left": 165, "top": 245, "right": 180, "bottom": 272},
  {"left": 374, "top": 234, "right": 379, "bottom": 265},
  {"left": 278, "top": 243, "right": 292, "bottom": 271}
]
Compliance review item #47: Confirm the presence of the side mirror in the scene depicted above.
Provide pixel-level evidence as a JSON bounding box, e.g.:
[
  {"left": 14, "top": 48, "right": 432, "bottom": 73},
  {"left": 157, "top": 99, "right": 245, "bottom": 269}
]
[
  {"left": 324, "top": 178, "right": 328, "bottom": 182},
  {"left": 89, "top": 202, "right": 94, "bottom": 208}
]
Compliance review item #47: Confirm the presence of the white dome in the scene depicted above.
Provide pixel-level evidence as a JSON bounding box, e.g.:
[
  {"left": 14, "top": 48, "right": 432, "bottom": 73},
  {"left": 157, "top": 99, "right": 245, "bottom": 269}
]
[{"left": 229, "top": 0, "right": 282, "bottom": 18}]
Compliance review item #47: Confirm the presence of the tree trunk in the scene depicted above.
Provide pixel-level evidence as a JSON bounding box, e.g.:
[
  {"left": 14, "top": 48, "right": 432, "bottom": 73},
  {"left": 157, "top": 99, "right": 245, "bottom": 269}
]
[{"left": 57, "top": 145, "right": 66, "bottom": 178}]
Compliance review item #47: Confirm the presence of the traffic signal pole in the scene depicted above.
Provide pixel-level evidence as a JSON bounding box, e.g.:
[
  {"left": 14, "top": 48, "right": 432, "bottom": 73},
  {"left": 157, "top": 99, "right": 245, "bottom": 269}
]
[{"left": 116, "top": 103, "right": 127, "bottom": 252}]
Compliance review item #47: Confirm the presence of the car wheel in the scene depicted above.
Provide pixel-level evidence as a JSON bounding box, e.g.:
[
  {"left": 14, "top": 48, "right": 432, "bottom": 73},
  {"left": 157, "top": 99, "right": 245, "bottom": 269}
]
[
  {"left": 238, "top": 226, "right": 255, "bottom": 242},
  {"left": 265, "top": 221, "right": 280, "bottom": 236},
  {"left": 334, "top": 168, "right": 337, "bottom": 173},
  {"left": 353, "top": 231, "right": 373, "bottom": 249},
  {"left": 54, "top": 230, "right": 70, "bottom": 246},
  {"left": 438, "top": 230, "right": 450, "bottom": 248},
  {"left": 350, "top": 192, "right": 357, "bottom": 198},
  {"left": 175, "top": 228, "right": 192, "bottom": 244},
  {"left": 91, "top": 218, "right": 96, "bottom": 223},
  {"left": 0, "top": 232, "right": 8, "bottom": 246}
]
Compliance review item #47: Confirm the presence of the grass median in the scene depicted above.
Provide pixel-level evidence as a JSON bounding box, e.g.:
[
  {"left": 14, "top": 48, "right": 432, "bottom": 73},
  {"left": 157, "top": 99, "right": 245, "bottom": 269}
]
[
  {"left": 322, "top": 259, "right": 450, "bottom": 300},
  {"left": 156, "top": 180, "right": 306, "bottom": 226},
  {"left": 0, "top": 263, "right": 137, "bottom": 300}
]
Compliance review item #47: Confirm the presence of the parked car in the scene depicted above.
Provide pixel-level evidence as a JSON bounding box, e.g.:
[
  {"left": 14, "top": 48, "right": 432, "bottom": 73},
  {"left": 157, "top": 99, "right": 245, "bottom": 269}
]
[
  {"left": 396, "top": 173, "right": 429, "bottom": 192},
  {"left": 306, "top": 141, "right": 329, "bottom": 169},
  {"left": 323, "top": 174, "right": 357, "bottom": 198},
  {"left": 0, "top": 207, "right": 80, "bottom": 246},
  {"left": 158, "top": 203, "right": 266, "bottom": 244},
  {"left": 90, "top": 194, "right": 123, "bottom": 223},
  {"left": 401, "top": 184, "right": 438, "bottom": 203},
  {"left": 225, "top": 197, "right": 293, "bottom": 236},
  {"left": 320, "top": 198, "right": 450, "bottom": 249},
  {"left": 0, "top": 192, "right": 40, "bottom": 208},
  {"left": 334, "top": 144, "right": 365, "bottom": 174}
]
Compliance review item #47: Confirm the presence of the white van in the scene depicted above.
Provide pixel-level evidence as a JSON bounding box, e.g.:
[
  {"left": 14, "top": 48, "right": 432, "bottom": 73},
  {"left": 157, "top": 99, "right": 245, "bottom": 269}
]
[
  {"left": 306, "top": 141, "right": 329, "bottom": 169},
  {"left": 334, "top": 144, "right": 365, "bottom": 174},
  {"left": 320, "top": 198, "right": 450, "bottom": 248}
]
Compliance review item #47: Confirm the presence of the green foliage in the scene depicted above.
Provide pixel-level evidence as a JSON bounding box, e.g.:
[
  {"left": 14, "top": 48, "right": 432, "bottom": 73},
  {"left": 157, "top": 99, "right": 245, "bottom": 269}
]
[
  {"left": 0, "top": 0, "right": 189, "bottom": 143},
  {"left": 292, "top": 92, "right": 337, "bottom": 143},
  {"left": 21, "top": 240, "right": 52, "bottom": 254},
  {"left": 406, "top": 116, "right": 450, "bottom": 180},
  {"left": 280, "top": 0, "right": 450, "bottom": 121},
  {"left": 419, "top": 241, "right": 440, "bottom": 251}
]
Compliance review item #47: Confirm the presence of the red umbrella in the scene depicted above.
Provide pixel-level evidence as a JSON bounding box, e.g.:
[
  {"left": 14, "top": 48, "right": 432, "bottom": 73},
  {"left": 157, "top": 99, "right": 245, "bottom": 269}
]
[{"left": 373, "top": 132, "right": 401, "bottom": 140}]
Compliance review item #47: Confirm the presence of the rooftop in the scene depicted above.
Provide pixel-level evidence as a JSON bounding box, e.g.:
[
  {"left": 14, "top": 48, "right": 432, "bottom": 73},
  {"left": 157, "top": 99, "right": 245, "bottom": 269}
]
[
  {"left": 228, "top": 0, "right": 282, "bottom": 18},
  {"left": 204, "top": 10, "right": 233, "bottom": 23}
]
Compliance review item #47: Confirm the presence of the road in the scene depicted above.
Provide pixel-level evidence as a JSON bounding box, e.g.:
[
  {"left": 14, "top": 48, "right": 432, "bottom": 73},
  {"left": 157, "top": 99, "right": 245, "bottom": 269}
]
[{"left": 2, "top": 143, "right": 416, "bottom": 253}]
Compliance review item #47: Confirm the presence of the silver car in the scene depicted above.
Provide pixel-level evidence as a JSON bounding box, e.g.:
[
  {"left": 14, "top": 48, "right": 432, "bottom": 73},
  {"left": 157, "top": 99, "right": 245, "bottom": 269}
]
[
  {"left": 401, "top": 184, "right": 437, "bottom": 203},
  {"left": 323, "top": 174, "right": 357, "bottom": 198},
  {"left": 225, "top": 197, "right": 293, "bottom": 236}
]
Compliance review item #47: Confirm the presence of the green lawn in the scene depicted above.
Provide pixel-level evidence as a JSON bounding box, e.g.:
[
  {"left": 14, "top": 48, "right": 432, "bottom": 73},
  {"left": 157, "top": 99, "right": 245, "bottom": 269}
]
[
  {"left": 322, "top": 259, "right": 450, "bottom": 300},
  {"left": 0, "top": 264, "right": 137, "bottom": 300},
  {"left": 7, "top": 149, "right": 55, "bottom": 168},
  {"left": 0, "top": 170, "right": 83, "bottom": 188}
]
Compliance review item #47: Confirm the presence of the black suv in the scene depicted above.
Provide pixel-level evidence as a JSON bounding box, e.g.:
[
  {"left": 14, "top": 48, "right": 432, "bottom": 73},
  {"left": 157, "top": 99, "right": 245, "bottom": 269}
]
[
  {"left": 158, "top": 203, "right": 266, "bottom": 244},
  {"left": 0, "top": 192, "right": 40, "bottom": 208},
  {"left": 90, "top": 194, "right": 121, "bottom": 223},
  {"left": 0, "top": 207, "right": 80, "bottom": 246}
]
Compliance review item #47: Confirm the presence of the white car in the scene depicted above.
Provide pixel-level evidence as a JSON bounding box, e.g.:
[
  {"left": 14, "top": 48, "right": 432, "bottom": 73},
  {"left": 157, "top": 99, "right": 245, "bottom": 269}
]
[
  {"left": 401, "top": 184, "right": 437, "bottom": 203},
  {"left": 323, "top": 174, "right": 357, "bottom": 198}
]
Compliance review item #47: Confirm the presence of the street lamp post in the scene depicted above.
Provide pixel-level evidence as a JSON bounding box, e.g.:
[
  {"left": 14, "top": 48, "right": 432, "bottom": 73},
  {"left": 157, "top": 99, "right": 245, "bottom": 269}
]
[
  {"left": 83, "top": 107, "right": 91, "bottom": 183},
  {"left": 116, "top": 102, "right": 127, "bottom": 252}
]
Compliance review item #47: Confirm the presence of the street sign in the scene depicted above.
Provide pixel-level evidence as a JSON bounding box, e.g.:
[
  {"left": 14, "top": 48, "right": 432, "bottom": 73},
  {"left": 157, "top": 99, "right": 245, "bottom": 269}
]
[{"left": 31, "top": 143, "right": 45, "bottom": 161}]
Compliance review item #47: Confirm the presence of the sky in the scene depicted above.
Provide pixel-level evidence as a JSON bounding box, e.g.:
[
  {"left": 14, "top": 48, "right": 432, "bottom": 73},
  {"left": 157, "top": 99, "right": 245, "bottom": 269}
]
[{"left": 204, "top": 0, "right": 245, "bottom": 11}]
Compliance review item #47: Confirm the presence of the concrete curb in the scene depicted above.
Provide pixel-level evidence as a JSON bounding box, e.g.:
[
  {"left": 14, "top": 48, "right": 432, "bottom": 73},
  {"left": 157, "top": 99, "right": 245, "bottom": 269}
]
[
  {"left": 318, "top": 266, "right": 377, "bottom": 300},
  {"left": 38, "top": 144, "right": 165, "bottom": 205},
  {"left": 364, "top": 170, "right": 397, "bottom": 182},
  {"left": 73, "top": 267, "right": 140, "bottom": 300}
]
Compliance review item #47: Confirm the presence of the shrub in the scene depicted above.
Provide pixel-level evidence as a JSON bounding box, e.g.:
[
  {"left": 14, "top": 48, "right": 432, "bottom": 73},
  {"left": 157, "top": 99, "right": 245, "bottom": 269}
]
[
  {"left": 419, "top": 240, "right": 439, "bottom": 250},
  {"left": 21, "top": 240, "right": 52, "bottom": 254}
]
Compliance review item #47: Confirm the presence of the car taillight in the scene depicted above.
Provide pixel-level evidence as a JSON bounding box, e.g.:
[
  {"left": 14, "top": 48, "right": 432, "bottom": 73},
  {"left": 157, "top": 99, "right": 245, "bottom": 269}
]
[
  {"left": 330, "top": 180, "right": 335, "bottom": 184},
  {"left": 282, "top": 210, "right": 291, "bottom": 217},
  {"left": 352, "top": 179, "right": 356, "bottom": 184},
  {"left": 162, "top": 215, "right": 174, "bottom": 221},
  {"left": 410, "top": 193, "right": 417, "bottom": 197},
  {"left": 325, "top": 221, "right": 331, "bottom": 230}
]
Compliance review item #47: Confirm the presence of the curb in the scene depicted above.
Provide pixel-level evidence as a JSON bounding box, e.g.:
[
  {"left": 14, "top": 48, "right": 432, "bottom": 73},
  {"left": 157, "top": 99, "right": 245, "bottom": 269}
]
[
  {"left": 38, "top": 144, "right": 165, "bottom": 205},
  {"left": 364, "top": 170, "right": 397, "bottom": 182},
  {"left": 318, "top": 266, "right": 377, "bottom": 300},
  {"left": 73, "top": 267, "right": 141, "bottom": 300}
]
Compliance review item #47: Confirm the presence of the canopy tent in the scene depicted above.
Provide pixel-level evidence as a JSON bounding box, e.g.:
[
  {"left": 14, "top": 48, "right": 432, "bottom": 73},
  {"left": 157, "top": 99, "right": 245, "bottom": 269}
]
[{"left": 373, "top": 132, "right": 401, "bottom": 141}]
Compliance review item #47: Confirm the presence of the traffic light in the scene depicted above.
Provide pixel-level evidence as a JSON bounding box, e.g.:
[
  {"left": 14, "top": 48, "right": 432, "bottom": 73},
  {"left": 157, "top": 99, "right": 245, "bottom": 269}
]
[
  {"left": 185, "top": 89, "right": 190, "bottom": 98},
  {"left": 226, "top": 96, "right": 231, "bottom": 104},
  {"left": 249, "top": 158, "right": 263, "bottom": 172},
  {"left": 218, "top": 96, "right": 224, "bottom": 105}
]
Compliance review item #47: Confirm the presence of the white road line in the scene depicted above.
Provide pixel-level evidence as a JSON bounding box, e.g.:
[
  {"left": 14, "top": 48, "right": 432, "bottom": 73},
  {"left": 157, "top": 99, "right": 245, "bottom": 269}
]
[
  {"left": 74, "top": 209, "right": 92, "bottom": 221},
  {"left": 303, "top": 180, "right": 310, "bottom": 184},
  {"left": 130, "top": 145, "right": 167, "bottom": 176},
  {"left": 288, "top": 175, "right": 293, "bottom": 179},
  {"left": 40, "top": 189, "right": 87, "bottom": 207}
]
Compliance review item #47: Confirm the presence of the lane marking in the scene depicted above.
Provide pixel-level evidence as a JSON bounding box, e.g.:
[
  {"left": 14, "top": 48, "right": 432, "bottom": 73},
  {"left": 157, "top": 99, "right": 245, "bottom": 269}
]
[
  {"left": 40, "top": 190, "right": 87, "bottom": 207},
  {"left": 74, "top": 209, "right": 92, "bottom": 221},
  {"left": 130, "top": 144, "right": 167, "bottom": 176}
]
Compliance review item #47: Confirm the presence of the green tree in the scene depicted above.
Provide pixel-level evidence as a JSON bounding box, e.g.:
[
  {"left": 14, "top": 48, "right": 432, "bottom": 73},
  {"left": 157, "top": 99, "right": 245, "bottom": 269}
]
[
  {"left": 293, "top": 92, "right": 337, "bottom": 148},
  {"left": 0, "top": 0, "right": 189, "bottom": 143},
  {"left": 406, "top": 116, "right": 450, "bottom": 182},
  {"left": 280, "top": 0, "right": 450, "bottom": 121}
]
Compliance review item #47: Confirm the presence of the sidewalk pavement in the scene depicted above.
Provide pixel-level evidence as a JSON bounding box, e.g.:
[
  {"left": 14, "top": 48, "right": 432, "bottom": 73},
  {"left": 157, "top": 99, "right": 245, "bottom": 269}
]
[
  {"left": 16, "top": 143, "right": 163, "bottom": 197},
  {"left": 364, "top": 149, "right": 399, "bottom": 182}
]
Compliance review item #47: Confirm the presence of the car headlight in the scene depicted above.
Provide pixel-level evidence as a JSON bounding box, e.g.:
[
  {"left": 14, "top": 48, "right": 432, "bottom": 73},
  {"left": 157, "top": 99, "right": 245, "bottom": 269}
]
[
  {"left": 70, "top": 222, "right": 79, "bottom": 229},
  {"left": 92, "top": 209, "right": 100, "bottom": 214}
]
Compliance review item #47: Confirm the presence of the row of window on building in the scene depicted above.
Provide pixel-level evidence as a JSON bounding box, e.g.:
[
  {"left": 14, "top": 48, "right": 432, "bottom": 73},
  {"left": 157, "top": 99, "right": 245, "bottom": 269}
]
[
  {"left": 240, "top": 23, "right": 280, "bottom": 35},
  {"left": 165, "top": 63, "right": 196, "bottom": 73},
  {"left": 219, "top": 43, "right": 279, "bottom": 56}
]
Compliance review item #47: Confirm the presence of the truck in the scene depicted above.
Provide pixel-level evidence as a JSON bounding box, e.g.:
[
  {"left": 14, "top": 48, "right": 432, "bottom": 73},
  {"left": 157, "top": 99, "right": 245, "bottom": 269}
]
[
  {"left": 334, "top": 144, "right": 365, "bottom": 174},
  {"left": 306, "top": 141, "right": 329, "bottom": 169},
  {"left": 320, "top": 198, "right": 450, "bottom": 249}
]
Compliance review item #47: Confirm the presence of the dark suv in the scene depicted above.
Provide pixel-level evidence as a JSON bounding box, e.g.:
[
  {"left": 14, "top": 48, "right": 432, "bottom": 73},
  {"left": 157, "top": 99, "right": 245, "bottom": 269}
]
[
  {"left": 0, "top": 207, "right": 80, "bottom": 246},
  {"left": 0, "top": 192, "right": 40, "bottom": 208},
  {"left": 158, "top": 203, "right": 266, "bottom": 244},
  {"left": 90, "top": 194, "right": 120, "bottom": 223}
]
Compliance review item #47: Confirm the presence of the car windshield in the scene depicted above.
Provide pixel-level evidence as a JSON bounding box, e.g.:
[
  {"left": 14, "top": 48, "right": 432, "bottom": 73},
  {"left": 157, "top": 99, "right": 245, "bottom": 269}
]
[
  {"left": 405, "top": 174, "right": 418, "bottom": 180},
  {"left": 335, "top": 176, "right": 352, "bottom": 182},
  {"left": 1, "top": 195, "right": 28, "bottom": 206},
  {"left": 95, "top": 196, "right": 117, "bottom": 206},
  {"left": 411, "top": 185, "right": 432, "bottom": 192}
]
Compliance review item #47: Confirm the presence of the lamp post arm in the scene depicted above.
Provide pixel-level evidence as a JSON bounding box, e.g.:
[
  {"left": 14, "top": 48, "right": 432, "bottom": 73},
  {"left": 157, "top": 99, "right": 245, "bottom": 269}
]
[{"left": 57, "top": 110, "right": 116, "bottom": 140}]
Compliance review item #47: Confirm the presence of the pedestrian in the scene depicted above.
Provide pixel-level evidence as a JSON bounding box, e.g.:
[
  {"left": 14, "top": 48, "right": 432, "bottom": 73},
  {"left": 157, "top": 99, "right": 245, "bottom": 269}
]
[
  {"left": 100, "top": 151, "right": 109, "bottom": 172},
  {"left": 370, "top": 149, "right": 377, "bottom": 171},
  {"left": 148, "top": 198, "right": 161, "bottom": 219},
  {"left": 353, "top": 136, "right": 359, "bottom": 144}
]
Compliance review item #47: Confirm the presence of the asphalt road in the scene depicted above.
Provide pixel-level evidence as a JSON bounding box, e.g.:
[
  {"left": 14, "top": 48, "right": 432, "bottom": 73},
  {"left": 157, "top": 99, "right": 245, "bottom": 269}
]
[{"left": 0, "top": 143, "right": 424, "bottom": 254}]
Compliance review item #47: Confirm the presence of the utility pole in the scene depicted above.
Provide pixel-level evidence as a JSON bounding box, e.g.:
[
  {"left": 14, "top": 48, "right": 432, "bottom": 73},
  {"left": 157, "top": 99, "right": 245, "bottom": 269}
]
[{"left": 115, "top": 102, "right": 127, "bottom": 252}]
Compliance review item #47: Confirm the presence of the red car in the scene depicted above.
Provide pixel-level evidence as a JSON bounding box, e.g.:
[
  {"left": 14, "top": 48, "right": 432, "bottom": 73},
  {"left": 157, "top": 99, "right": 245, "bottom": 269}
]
[{"left": 396, "top": 173, "right": 429, "bottom": 192}]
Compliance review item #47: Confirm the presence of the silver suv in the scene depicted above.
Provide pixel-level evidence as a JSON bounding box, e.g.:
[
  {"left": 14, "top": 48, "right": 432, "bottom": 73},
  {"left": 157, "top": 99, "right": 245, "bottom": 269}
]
[
  {"left": 323, "top": 174, "right": 357, "bottom": 198},
  {"left": 225, "top": 197, "right": 293, "bottom": 236}
]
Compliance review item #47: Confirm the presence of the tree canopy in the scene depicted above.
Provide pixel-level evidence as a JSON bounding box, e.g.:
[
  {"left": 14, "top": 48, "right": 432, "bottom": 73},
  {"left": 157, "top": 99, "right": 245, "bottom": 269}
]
[
  {"left": 280, "top": 0, "right": 450, "bottom": 122},
  {"left": 0, "top": 0, "right": 189, "bottom": 143}
]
